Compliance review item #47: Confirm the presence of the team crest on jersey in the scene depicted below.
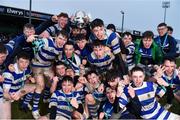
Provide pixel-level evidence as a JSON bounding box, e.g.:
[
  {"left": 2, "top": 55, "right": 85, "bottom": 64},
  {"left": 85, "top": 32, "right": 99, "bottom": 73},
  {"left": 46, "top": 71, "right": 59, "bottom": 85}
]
[{"left": 147, "top": 93, "right": 151, "bottom": 98}]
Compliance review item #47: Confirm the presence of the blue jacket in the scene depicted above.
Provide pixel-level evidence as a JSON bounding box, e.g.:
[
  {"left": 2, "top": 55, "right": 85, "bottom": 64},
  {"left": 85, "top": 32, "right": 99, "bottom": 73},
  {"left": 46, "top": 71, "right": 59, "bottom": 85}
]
[
  {"left": 4, "top": 18, "right": 55, "bottom": 66},
  {"left": 154, "top": 33, "right": 177, "bottom": 59}
]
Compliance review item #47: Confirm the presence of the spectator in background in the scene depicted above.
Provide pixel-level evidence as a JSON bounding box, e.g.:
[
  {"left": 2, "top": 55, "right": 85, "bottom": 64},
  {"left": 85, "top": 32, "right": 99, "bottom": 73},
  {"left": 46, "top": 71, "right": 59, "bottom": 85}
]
[
  {"left": 167, "top": 26, "right": 173, "bottom": 36},
  {"left": 106, "top": 24, "right": 116, "bottom": 32},
  {"left": 154, "top": 23, "right": 177, "bottom": 59}
]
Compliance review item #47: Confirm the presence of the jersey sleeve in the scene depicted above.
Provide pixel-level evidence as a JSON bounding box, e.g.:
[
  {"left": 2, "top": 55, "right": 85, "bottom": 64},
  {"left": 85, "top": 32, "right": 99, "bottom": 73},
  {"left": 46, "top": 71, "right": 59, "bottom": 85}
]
[
  {"left": 49, "top": 92, "right": 58, "bottom": 108},
  {"left": 110, "top": 33, "right": 121, "bottom": 54},
  {"left": 153, "top": 82, "right": 166, "bottom": 98},
  {"left": 118, "top": 86, "right": 130, "bottom": 109},
  {"left": 2, "top": 72, "right": 14, "bottom": 90}
]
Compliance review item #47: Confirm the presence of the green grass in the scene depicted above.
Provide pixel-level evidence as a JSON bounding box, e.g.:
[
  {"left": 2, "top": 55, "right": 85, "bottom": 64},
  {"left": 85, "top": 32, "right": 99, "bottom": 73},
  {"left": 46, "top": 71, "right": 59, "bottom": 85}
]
[{"left": 12, "top": 100, "right": 49, "bottom": 119}]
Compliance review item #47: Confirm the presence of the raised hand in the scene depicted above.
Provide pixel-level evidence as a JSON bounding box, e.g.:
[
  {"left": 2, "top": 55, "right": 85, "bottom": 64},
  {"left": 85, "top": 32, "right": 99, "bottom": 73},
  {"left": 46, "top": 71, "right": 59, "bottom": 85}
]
[
  {"left": 70, "top": 98, "right": 79, "bottom": 108},
  {"left": 78, "top": 76, "right": 87, "bottom": 84},
  {"left": 99, "top": 112, "right": 105, "bottom": 119},
  {"left": 154, "top": 65, "right": 166, "bottom": 78},
  {"left": 117, "top": 81, "right": 125, "bottom": 97},
  {"left": 128, "top": 86, "right": 135, "bottom": 98},
  {"left": 0, "top": 75, "right": 4, "bottom": 82},
  {"left": 26, "top": 35, "right": 38, "bottom": 42},
  {"left": 29, "top": 76, "right": 36, "bottom": 83},
  {"left": 52, "top": 76, "right": 59, "bottom": 83},
  {"left": 98, "top": 84, "right": 104, "bottom": 93},
  {"left": 10, "top": 92, "right": 20, "bottom": 101},
  {"left": 177, "top": 66, "right": 180, "bottom": 79}
]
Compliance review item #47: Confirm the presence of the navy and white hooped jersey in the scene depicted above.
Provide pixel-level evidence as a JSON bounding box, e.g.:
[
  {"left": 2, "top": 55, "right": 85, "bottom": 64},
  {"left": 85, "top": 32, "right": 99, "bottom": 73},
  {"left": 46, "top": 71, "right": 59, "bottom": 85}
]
[
  {"left": 125, "top": 42, "right": 135, "bottom": 66},
  {"left": 87, "top": 51, "right": 115, "bottom": 73},
  {"left": 162, "top": 70, "right": 180, "bottom": 91},
  {"left": 102, "top": 100, "right": 114, "bottom": 118},
  {"left": 75, "top": 85, "right": 87, "bottom": 102},
  {"left": 85, "top": 83, "right": 105, "bottom": 102},
  {"left": 5, "top": 40, "right": 15, "bottom": 56},
  {"left": 90, "top": 29, "right": 121, "bottom": 55},
  {"left": 139, "top": 47, "right": 152, "bottom": 58},
  {"left": 58, "top": 53, "right": 81, "bottom": 75},
  {"left": 32, "top": 38, "right": 63, "bottom": 67},
  {"left": 2, "top": 63, "right": 31, "bottom": 93},
  {"left": 46, "top": 24, "right": 62, "bottom": 37},
  {"left": 119, "top": 81, "right": 175, "bottom": 119},
  {"left": 49, "top": 90, "right": 81, "bottom": 119},
  {"left": 139, "top": 47, "right": 154, "bottom": 65}
]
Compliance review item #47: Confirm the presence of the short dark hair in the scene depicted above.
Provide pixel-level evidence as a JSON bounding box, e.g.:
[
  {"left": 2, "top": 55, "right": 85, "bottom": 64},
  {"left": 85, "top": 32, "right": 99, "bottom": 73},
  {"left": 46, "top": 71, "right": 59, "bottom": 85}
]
[
  {"left": 142, "top": 30, "right": 154, "bottom": 39},
  {"left": 17, "top": 51, "right": 30, "bottom": 60},
  {"left": 157, "top": 22, "right": 167, "bottom": 28},
  {"left": 0, "top": 43, "right": 7, "bottom": 54},
  {"left": 85, "top": 70, "right": 98, "bottom": 78},
  {"left": 131, "top": 66, "right": 144, "bottom": 75},
  {"left": 167, "top": 26, "right": 173, "bottom": 32},
  {"left": 107, "top": 24, "right": 116, "bottom": 32},
  {"left": 63, "top": 41, "right": 74, "bottom": 49},
  {"left": 23, "top": 23, "right": 34, "bottom": 30},
  {"left": 55, "top": 61, "right": 67, "bottom": 67},
  {"left": 57, "top": 12, "right": 69, "bottom": 18},
  {"left": 163, "top": 57, "right": 176, "bottom": 63},
  {"left": 122, "top": 32, "right": 132, "bottom": 38},
  {"left": 90, "top": 18, "right": 104, "bottom": 30},
  {"left": 56, "top": 30, "right": 69, "bottom": 39},
  {"left": 106, "top": 69, "right": 121, "bottom": 82},
  {"left": 61, "top": 75, "right": 74, "bottom": 86},
  {"left": 75, "top": 34, "right": 86, "bottom": 41},
  {"left": 92, "top": 40, "right": 105, "bottom": 48}
]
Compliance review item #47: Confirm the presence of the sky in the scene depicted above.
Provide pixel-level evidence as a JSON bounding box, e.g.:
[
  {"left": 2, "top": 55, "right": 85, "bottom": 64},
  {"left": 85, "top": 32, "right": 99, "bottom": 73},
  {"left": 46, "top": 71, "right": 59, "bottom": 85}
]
[{"left": 1, "top": 0, "right": 180, "bottom": 39}]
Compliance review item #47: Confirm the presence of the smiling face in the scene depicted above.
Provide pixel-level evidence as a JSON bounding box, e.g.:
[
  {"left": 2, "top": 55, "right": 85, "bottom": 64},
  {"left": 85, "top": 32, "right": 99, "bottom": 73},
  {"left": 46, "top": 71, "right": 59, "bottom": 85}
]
[
  {"left": 0, "top": 53, "right": 7, "bottom": 65},
  {"left": 157, "top": 26, "right": 167, "bottom": 37},
  {"left": 56, "top": 64, "right": 66, "bottom": 76},
  {"left": 58, "top": 16, "right": 68, "bottom": 29},
  {"left": 62, "top": 80, "right": 74, "bottom": 94},
  {"left": 131, "top": 71, "right": 145, "bottom": 87},
  {"left": 17, "top": 58, "right": 30, "bottom": 71},
  {"left": 92, "top": 26, "right": 105, "bottom": 40},
  {"left": 164, "top": 60, "right": 176, "bottom": 76},
  {"left": 55, "top": 34, "right": 67, "bottom": 48},
  {"left": 123, "top": 35, "right": 132, "bottom": 46},
  {"left": 87, "top": 73, "right": 99, "bottom": 86},
  {"left": 108, "top": 77, "right": 120, "bottom": 90}
]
